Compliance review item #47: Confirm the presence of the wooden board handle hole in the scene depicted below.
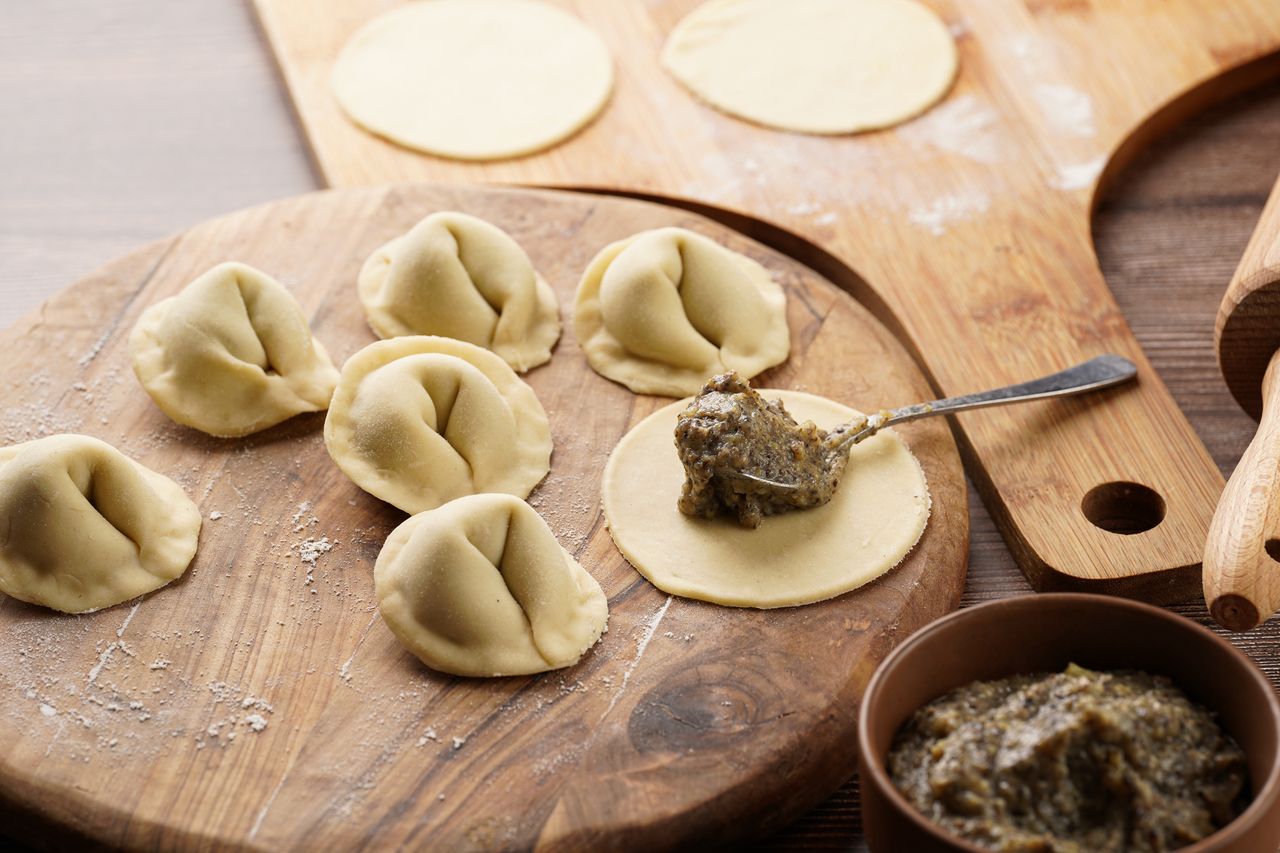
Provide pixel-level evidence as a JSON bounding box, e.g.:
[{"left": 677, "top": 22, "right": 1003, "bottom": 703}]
[{"left": 1081, "top": 482, "right": 1166, "bottom": 535}]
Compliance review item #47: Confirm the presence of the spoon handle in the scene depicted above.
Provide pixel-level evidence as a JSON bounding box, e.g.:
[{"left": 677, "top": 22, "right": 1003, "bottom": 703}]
[{"left": 882, "top": 355, "right": 1138, "bottom": 428}]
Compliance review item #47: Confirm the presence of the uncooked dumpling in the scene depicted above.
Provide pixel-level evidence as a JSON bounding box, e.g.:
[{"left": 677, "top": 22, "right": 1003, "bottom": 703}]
[
  {"left": 662, "top": 0, "right": 957, "bottom": 134},
  {"left": 0, "top": 434, "right": 202, "bottom": 614},
  {"left": 331, "top": 0, "right": 614, "bottom": 161},
  {"left": 129, "top": 262, "right": 340, "bottom": 437},
  {"left": 358, "top": 212, "right": 561, "bottom": 372},
  {"left": 603, "top": 391, "right": 930, "bottom": 608},
  {"left": 324, "top": 336, "right": 552, "bottom": 514},
  {"left": 375, "top": 493, "right": 608, "bottom": 677},
  {"left": 574, "top": 228, "right": 789, "bottom": 396}
]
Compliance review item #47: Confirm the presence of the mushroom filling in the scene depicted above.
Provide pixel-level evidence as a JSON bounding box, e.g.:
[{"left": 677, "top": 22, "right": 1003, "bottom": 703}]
[{"left": 673, "top": 372, "right": 858, "bottom": 528}]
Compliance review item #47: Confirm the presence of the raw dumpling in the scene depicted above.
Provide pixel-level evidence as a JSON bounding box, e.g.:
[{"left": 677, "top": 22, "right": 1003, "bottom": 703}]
[
  {"left": 358, "top": 211, "right": 561, "bottom": 372},
  {"left": 0, "top": 434, "right": 202, "bottom": 614},
  {"left": 375, "top": 493, "right": 608, "bottom": 677},
  {"left": 324, "top": 336, "right": 552, "bottom": 514},
  {"left": 129, "top": 262, "right": 341, "bottom": 437},
  {"left": 573, "top": 227, "right": 790, "bottom": 396}
]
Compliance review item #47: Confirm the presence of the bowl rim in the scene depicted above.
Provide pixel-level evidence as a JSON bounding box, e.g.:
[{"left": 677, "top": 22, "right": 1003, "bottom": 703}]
[{"left": 856, "top": 592, "right": 1280, "bottom": 853}]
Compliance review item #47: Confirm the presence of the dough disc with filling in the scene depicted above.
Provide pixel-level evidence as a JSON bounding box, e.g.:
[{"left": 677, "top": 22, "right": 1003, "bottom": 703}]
[
  {"left": 662, "top": 0, "right": 958, "bottom": 134},
  {"left": 331, "top": 0, "right": 614, "bottom": 161},
  {"left": 603, "top": 391, "right": 930, "bottom": 608}
]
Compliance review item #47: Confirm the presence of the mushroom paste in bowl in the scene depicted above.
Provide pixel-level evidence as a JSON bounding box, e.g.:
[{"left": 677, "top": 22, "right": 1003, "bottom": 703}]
[{"left": 888, "top": 664, "right": 1249, "bottom": 852}]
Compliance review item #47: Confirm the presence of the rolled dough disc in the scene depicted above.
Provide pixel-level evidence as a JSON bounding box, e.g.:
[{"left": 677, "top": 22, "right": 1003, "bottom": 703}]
[
  {"left": 602, "top": 391, "right": 931, "bottom": 609},
  {"left": 331, "top": 0, "right": 614, "bottom": 161},
  {"left": 661, "top": 0, "right": 958, "bottom": 134}
]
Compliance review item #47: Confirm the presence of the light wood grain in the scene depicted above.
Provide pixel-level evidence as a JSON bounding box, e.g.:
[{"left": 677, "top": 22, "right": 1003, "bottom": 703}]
[
  {"left": 0, "top": 184, "right": 967, "bottom": 851},
  {"left": 1217, "top": 173, "right": 1280, "bottom": 418},
  {"left": 254, "top": 0, "right": 1280, "bottom": 601},
  {"left": 1205, "top": 174, "right": 1280, "bottom": 630},
  {"left": 1204, "top": 350, "right": 1280, "bottom": 631}
]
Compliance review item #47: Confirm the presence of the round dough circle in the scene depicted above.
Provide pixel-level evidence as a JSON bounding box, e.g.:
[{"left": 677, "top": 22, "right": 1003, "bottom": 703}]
[
  {"left": 331, "top": 0, "right": 615, "bottom": 161},
  {"left": 602, "top": 391, "right": 930, "bottom": 608},
  {"left": 661, "top": 0, "right": 958, "bottom": 134}
]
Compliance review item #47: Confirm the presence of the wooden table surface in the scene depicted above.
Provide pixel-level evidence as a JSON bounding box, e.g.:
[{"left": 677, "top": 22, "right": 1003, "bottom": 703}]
[{"left": 1, "top": 3, "right": 1278, "bottom": 851}]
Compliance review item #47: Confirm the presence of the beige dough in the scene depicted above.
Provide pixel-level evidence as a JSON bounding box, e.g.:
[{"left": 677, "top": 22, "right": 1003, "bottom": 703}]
[
  {"left": 129, "top": 262, "right": 340, "bottom": 437},
  {"left": 324, "top": 336, "right": 551, "bottom": 515},
  {"left": 573, "top": 227, "right": 789, "bottom": 396},
  {"left": 603, "top": 391, "right": 930, "bottom": 608},
  {"left": 331, "top": 0, "right": 614, "bottom": 161},
  {"left": 376, "top": 493, "right": 607, "bottom": 677},
  {"left": 0, "top": 435, "right": 201, "bottom": 614},
  {"left": 358, "top": 211, "right": 561, "bottom": 372},
  {"left": 662, "top": 0, "right": 958, "bottom": 134}
]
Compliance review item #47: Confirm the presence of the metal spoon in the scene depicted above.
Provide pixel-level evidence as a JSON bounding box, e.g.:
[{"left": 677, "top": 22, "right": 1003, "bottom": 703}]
[{"left": 732, "top": 354, "right": 1139, "bottom": 491}]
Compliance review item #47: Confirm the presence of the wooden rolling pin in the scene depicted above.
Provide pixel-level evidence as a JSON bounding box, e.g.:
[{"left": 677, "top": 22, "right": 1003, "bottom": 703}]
[{"left": 1205, "top": 172, "right": 1280, "bottom": 631}]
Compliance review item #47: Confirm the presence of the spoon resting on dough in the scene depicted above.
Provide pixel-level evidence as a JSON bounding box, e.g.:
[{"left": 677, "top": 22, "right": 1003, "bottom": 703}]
[{"left": 675, "top": 356, "right": 1138, "bottom": 528}]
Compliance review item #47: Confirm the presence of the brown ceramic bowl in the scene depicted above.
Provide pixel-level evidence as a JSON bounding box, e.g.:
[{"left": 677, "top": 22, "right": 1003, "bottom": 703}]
[{"left": 857, "top": 593, "right": 1280, "bottom": 853}]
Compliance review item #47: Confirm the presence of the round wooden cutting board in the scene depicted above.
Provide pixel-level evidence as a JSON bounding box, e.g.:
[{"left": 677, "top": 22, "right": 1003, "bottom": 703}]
[{"left": 0, "top": 184, "right": 966, "bottom": 851}]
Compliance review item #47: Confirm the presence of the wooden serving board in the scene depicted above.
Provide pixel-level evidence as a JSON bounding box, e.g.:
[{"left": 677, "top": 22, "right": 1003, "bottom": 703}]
[
  {"left": 0, "top": 184, "right": 967, "bottom": 850},
  {"left": 254, "top": 0, "right": 1280, "bottom": 601}
]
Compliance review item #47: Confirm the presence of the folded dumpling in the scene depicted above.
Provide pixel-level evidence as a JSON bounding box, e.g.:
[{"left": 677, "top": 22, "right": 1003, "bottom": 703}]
[
  {"left": 129, "top": 262, "right": 341, "bottom": 437},
  {"left": 0, "top": 434, "right": 202, "bottom": 613},
  {"left": 375, "top": 493, "right": 608, "bottom": 677},
  {"left": 573, "top": 227, "right": 790, "bottom": 396},
  {"left": 324, "top": 336, "right": 552, "bottom": 514},
  {"left": 358, "top": 212, "right": 561, "bottom": 372}
]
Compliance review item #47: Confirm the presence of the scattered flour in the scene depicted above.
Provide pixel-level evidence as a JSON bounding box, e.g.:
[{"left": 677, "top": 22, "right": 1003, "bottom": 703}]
[
  {"left": 600, "top": 596, "right": 673, "bottom": 721},
  {"left": 1049, "top": 155, "right": 1106, "bottom": 191},
  {"left": 900, "top": 94, "right": 1001, "bottom": 164},
  {"left": 86, "top": 642, "right": 120, "bottom": 685},
  {"left": 907, "top": 194, "right": 991, "bottom": 235},
  {"left": 197, "top": 683, "right": 275, "bottom": 748},
  {"left": 77, "top": 329, "right": 114, "bottom": 368},
  {"left": 1034, "top": 84, "right": 1096, "bottom": 137},
  {"left": 291, "top": 501, "right": 318, "bottom": 532},
  {"left": 297, "top": 538, "right": 334, "bottom": 566}
]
